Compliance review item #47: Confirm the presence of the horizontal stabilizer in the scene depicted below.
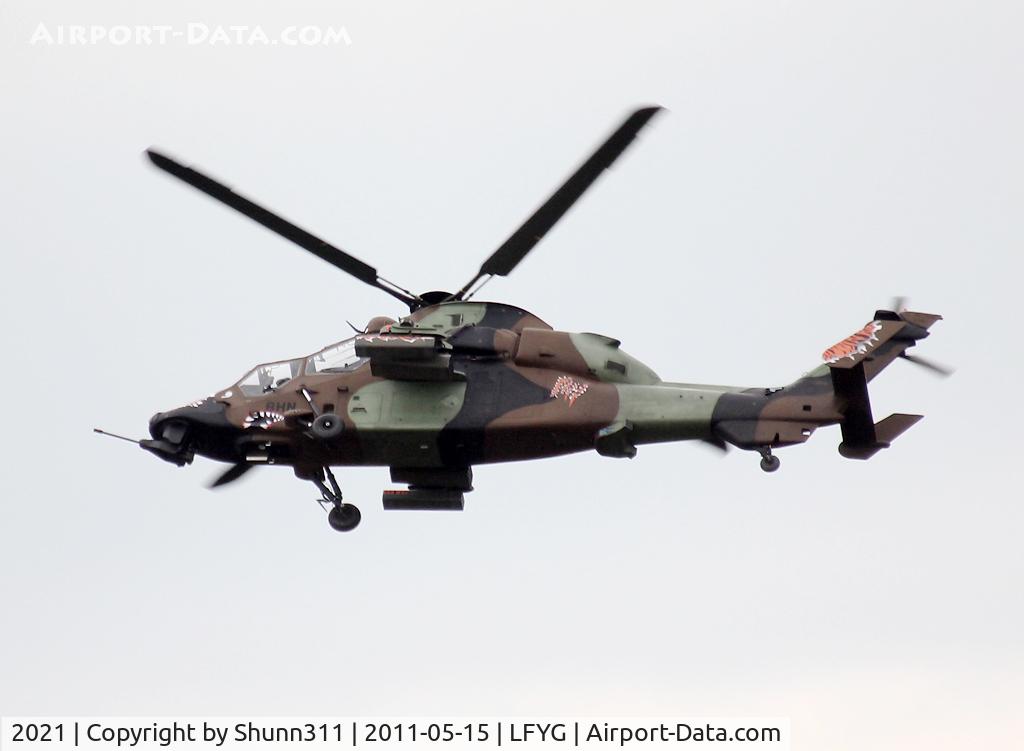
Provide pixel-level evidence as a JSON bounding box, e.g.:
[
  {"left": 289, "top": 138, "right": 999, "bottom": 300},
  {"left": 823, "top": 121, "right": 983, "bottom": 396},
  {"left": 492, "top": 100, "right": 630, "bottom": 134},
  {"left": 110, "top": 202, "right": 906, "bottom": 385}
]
[
  {"left": 839, "top": 412, "right": 923, "bottom": 460},
  {"left": 875, "top": 412, "right": 923, "bottom": 444}
]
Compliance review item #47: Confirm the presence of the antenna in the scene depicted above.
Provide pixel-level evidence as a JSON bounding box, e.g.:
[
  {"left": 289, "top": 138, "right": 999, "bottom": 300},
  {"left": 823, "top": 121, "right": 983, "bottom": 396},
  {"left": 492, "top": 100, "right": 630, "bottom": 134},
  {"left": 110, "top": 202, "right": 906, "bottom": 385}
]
[{"left": 93, "top": 428, "right": 140, "bottom": 445}]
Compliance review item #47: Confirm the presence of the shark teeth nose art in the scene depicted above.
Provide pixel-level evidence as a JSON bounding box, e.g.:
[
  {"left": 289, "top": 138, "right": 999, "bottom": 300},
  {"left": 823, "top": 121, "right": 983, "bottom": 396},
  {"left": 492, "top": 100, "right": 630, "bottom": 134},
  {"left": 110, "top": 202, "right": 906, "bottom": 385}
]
[{"left": 243, "top": 411, "right": 285, "bottom": 429}]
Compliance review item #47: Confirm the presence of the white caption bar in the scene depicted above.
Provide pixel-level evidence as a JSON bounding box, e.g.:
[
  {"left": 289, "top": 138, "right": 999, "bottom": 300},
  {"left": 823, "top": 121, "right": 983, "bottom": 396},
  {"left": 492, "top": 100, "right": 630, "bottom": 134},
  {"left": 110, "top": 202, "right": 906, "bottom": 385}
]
[{"left": 1, "top": 718, "right": 789, "bottom": 751}]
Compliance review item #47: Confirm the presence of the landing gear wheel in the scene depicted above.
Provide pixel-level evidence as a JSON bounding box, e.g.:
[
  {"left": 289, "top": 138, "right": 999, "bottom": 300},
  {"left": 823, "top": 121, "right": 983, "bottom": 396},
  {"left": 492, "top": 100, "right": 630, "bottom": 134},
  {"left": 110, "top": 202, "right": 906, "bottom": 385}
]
[
  {"left": 312, "top": 413, "right": 344, "bottom": 440},
  {"left": 760, "top": 455, "right": 781, "bottom": 473},
  {"left": 311, "top": 466, "right": 362, "bottom": 532},
  {"left": 328, "top": 503, "right": 361, "bottom": 532}
]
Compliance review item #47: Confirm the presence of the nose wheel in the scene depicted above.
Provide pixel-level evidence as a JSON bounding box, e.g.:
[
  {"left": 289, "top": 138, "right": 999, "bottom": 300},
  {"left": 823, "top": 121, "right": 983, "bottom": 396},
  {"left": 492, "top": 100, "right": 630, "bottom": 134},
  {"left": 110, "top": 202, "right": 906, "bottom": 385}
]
[
  {"left": 312, "top": 466, "right": 362, "bottom": 532},
  {"left": 758, "top": 447, "right": 781, "bottom": 473}
]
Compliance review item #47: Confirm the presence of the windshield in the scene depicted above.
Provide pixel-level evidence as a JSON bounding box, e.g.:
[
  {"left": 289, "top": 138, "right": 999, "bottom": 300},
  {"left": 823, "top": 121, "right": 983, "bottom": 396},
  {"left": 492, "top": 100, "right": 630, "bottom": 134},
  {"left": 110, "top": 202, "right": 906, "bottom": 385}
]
[
  {"left": 232, "top": 338, "right": 365, "bottom": 397},
  {"left": 237, "top": 359, "right": 304, "bottom": 396},
  {"left": 305, "top": 337, "right": 364, "bottom": 375}
]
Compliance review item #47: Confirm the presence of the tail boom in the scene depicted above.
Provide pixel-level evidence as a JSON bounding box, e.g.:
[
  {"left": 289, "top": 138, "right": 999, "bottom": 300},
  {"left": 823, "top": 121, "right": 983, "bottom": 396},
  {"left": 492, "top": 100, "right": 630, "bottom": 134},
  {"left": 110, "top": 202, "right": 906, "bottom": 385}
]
[{"left": 707, "top": 306, "right": 942, "bottom": 461}]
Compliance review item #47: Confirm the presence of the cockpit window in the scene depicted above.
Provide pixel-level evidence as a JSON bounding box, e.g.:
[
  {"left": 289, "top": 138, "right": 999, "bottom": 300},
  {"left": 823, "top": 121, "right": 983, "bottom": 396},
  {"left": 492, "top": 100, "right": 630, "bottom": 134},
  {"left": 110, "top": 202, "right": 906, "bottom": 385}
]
[
  {"left": 306, "top": 338, "right": 364, "bottom": 375},
  {"left": 238, "top": 359, "right": 303, "bottom": 396}
]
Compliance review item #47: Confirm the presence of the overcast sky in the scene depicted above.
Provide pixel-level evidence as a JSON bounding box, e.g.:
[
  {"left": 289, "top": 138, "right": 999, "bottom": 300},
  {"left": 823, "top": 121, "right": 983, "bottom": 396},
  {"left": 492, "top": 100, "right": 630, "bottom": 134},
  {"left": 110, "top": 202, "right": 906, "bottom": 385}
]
[{"left": 1, "top": 2, "right": 1022, "bottom": 749}]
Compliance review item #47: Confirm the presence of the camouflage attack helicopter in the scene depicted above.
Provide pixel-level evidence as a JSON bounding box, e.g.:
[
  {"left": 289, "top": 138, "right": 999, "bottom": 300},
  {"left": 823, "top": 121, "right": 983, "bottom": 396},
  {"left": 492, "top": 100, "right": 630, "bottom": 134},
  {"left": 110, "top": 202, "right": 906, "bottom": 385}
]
[{"left": 97, "top": 106, "right": 946, "bottom": 532}]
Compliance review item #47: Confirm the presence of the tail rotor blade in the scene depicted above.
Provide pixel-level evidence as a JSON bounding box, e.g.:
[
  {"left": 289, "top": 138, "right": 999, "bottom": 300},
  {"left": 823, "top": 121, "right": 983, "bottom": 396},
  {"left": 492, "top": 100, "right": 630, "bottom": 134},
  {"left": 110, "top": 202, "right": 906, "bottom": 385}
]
[{"left": 901, "top": 353, "right": 954, "bottom": 377}]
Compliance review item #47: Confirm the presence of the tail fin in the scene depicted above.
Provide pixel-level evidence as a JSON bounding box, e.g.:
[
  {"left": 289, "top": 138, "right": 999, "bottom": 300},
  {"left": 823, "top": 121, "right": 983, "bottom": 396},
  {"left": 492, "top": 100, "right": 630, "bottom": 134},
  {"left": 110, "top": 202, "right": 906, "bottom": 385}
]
[
  {"left": 823, "top": 308, "right": 942, "bottom": 382},
  {"left": 825, "top": 307, "right": 942, "bottom": 459}
]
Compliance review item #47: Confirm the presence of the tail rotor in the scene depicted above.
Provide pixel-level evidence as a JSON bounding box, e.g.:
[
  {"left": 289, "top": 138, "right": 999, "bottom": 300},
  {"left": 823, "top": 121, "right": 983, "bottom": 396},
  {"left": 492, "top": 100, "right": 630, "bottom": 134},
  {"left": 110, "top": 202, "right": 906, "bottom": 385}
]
[{"left": 884, "top": 297, "right": 954, "bottom": 378}]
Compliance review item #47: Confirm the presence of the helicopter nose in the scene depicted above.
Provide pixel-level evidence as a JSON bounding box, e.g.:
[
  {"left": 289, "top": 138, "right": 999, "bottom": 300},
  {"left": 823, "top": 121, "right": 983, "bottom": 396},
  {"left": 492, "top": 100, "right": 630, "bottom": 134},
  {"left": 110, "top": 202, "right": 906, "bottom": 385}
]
[
  {"left": 149, "top": 399, "right": 233, "bottom": 438},
  {"left": 144, "top": 399, "right": 235, "bottom": 465}
]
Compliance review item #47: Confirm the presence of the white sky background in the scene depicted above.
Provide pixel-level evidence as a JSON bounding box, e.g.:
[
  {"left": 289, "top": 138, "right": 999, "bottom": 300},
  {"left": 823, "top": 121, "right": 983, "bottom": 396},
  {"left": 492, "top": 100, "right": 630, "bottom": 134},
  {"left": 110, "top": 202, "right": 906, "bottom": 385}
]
[{"left": 1, "top": 1, "right": 1022, "bottom": 748}]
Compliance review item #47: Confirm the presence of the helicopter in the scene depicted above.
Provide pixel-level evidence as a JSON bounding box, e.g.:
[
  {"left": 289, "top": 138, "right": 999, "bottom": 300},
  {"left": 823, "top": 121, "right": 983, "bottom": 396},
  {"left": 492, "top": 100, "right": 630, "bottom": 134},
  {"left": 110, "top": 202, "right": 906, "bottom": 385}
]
[{"left": 96, "top": 106, "right": 946, "bottom": 532}]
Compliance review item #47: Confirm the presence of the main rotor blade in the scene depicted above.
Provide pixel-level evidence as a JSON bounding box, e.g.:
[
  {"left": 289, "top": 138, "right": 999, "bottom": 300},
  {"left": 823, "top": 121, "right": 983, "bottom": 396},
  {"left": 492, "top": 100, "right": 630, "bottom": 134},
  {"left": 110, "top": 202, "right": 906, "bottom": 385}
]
[
  {"left": 146, "top": 149, "right": 421, "bottom": 309},
  {"left": 209, "top": 462, "right": 254, "bottom": 489},
  {"left": 700, "top": 436, "right": 731, "bottom": 453},
  {"left": 453, "top": 105, "right": 663, "bottom": 299}
]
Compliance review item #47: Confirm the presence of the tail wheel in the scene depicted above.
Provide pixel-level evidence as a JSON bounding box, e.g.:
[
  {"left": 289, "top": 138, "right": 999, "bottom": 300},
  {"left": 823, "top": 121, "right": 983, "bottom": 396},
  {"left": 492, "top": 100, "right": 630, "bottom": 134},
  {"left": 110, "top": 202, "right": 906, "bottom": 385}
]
[{"left": 760, "top": 455, "right": 780, "bottom": 473}]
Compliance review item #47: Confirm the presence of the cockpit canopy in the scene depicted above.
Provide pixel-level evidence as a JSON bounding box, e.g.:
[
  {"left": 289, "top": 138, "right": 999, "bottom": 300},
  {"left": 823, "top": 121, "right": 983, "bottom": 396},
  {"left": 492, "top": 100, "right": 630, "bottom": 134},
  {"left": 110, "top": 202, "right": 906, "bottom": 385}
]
[
  {"left": 305, "top": 338, "right": 362, "bottom": 375},
  {"left": 237, "top": 359, "right": 303, "bottom": 397},
  {"left": 234, "top": 337, "right": 365, "bottom": 396}
]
